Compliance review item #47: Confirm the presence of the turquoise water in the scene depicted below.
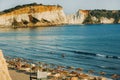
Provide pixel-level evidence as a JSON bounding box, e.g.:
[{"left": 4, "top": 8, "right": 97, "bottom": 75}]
[{"left": 0, "top": 24, "right": 120, "bottom": 77}]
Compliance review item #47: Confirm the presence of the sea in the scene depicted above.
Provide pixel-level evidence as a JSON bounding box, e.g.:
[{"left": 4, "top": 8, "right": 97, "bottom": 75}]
[{"left": 0, "top": 24, "right": 120, "bottom": 77}]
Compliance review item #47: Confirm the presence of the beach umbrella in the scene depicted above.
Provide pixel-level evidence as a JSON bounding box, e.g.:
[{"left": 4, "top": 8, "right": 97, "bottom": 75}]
[
  {"left": 15, "top": 61, "right": 22, "bottom": 70},
  {"left": 50, "top": 63, "right": 55, "bottom": 69},
  {"left": 70, "top": 71, "right": 78, "bottom": 76},
  {"left": 75, "top": 68, "right": 83, "bottom": 73},
  {"left": 67, "top": 66, "right": 74, "bottom": 70},
  {"left": 111, "top": 74, "right": 120, "bottom": 80},
  {"left": 70, "top": 77, "right": 78, "bottom": 80},
  {"left": 88, "top": 69, "right": 95, "bottom": 75},
  {"left": 78, "top": 73, "right": 89, "bottom": 79},
  {"left": 99, "top": 71, "right": 106, "bottom": 77}
]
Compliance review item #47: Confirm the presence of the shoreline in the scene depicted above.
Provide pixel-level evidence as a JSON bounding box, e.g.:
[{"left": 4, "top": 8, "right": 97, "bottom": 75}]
[
  {"left": 0, "top": 23, "right": 120, "bottom": 29},
  {"left": 6, "top": 56, "right": 115, "bottom": 80}
]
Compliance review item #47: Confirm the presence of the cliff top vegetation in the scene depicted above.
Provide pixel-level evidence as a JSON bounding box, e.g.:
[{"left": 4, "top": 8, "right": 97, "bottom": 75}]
[
  {"left": 82, "top": 9, "right": 120, "bottom": 24},
  {"left": 0, "top": 3, "right": 62, "bottom": 15}
]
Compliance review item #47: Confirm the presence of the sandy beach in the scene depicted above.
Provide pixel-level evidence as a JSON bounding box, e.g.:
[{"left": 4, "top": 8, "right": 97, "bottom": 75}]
[
  {"left": 9, "top": 69, "right": 29, "bottom": 80},
  {"left": 9, "top": 69, "right": 114, "bottom": 80},
  {"left": 6, "top": 57, "right": 118, "bottom": 80}
]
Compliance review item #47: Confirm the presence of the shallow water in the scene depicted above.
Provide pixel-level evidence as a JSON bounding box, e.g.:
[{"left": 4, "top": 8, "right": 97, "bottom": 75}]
[{"left": 0, "top": 24, "right": 120, "bottom": 77}]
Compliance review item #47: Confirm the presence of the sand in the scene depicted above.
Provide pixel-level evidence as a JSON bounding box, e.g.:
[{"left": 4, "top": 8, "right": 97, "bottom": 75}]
[{"left": 9, "top": 69, "right": 29, "bottom": 80}]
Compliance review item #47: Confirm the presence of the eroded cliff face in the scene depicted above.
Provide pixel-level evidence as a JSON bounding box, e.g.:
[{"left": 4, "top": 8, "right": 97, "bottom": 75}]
[
  {"left": 66, "top": 10, "right": 120, "bottom": 24},
  {"left": 66, "top": 10, "right": 88, "bottom": 24},
  {"left": 0, "top": 50, "right": 12, "bottom": 80},
  {"left": 0, "top": 4, "right": 120, "bottom": 27},
  {"left": 0, "top": 4, "right": 66, "bottom": 27}
]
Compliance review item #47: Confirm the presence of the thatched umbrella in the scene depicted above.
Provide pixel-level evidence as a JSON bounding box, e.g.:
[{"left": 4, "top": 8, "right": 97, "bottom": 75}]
[
  {"left": 75, "top": 68, "right": 83, "bottom": 73},
  {"left": 67, "top": 66, "right": 74, "bottom": 70},
  {"left": 70, "top": 77, "right": 78, "bottom": 80},
  {"left": 22, "top": 63, "right": 31, "bottom": 68},
  {"left": 7, "top": 60, "right": 16, "bottom": 68},
  {"left": 15, "top": 61, "right": 22, "bottom": 70},
  {"left": 31, "top": 66, "right": 42, "bottom": 72},
  {"left": 78, "top": 73, "right": 89, "bottom": 79},
  {"left": 99, "top": 71, "right": 106, "bottom": 77},
  {"left": 70, "top": 71, "right": 78, "bottom": 74},
  {"left": 111, "top": 74, "right": 120, "bottom": 80},
  {"left": 62, "top": 70, "right": 69, "bottom": 76},
  {"left": 88, "top": 69, "right": 95, "bottom": 75}
]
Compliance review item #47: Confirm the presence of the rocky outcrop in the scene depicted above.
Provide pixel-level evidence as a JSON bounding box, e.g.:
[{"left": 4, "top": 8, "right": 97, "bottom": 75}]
[
  {"left": 100, "top": 17, "right": 114, "bottom": 24},
  {"left": 0, "top": 50, "right": 12, "bottom": 80},
  {"left": 0, "top": 3, "right": 66, "bottom": 27}
]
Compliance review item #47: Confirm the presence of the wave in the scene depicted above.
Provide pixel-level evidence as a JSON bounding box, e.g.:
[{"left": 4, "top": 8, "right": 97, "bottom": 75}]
[
  {"left": 98, "top": 66, "right": 118, "bottom": 70},
  {"left": 73, "top": 50, "right": 120, "bottom": 60},
  {"left": 58, "top": 48, "right": 120, "bottom": 60}
]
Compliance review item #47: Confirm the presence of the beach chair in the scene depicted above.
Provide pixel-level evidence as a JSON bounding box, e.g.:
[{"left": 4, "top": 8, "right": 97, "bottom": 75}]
[
  {"left": 30, "top": 70, "right": 48, "bottom": 80},
  {"left": 37, "top": 70, "right": 48, "bottom": 80}
]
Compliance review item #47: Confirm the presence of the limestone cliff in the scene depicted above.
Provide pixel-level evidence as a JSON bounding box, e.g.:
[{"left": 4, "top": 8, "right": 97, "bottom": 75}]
[
  {"left": 66, "top": 10, "right": 88, "bottom": 24},
  {"left": 0, "top": 3, "right": 66, "bottom": 27},
  {"left": 67, "top": 10, "right": 120, "bottom": 24},
  {"left": 0, "top": 3, "right": 120, "bottom": 27},
  {"left": 83, "top": 10, "right": 120, "bottom": 24},
  {"left": 0, "top": 50, "right": 12, "bottom": 80}
]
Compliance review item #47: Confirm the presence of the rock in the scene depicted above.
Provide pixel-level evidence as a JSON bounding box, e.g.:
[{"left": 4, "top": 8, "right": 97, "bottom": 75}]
[
  {"left": 100, "top": 17, "right": 114, "bottom": 24},
  {"left": 0, "top": 50, "right": 12, "bottom": 80}
]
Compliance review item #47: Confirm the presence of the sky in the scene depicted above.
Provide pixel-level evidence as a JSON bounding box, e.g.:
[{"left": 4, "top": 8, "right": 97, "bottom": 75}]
[{"left": 0, "top": 0, "right": 120, "bottom": 14}]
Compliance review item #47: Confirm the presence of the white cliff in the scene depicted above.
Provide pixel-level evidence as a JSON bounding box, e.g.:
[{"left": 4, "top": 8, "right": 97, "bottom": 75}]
[
  {"left": 0, "top": 50, "right": 12, "bottom": 80},
  {"left": 33, "top": 10, "right": 66, "bottom": 23},
  {"left": 0, "top": 4, "right": 119, "bottom": 27},
  {"left": 91, "top": 16, "right": 99, "bottom": 23},
  {"left": 0, "top": 5, "right": 66, "bottom": 27},
  {"left": 66, "top": 10, "right": 88, "bottom": 24},
  {"left": 0, "top": 11, "right": 66, "bottom": 26}
]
